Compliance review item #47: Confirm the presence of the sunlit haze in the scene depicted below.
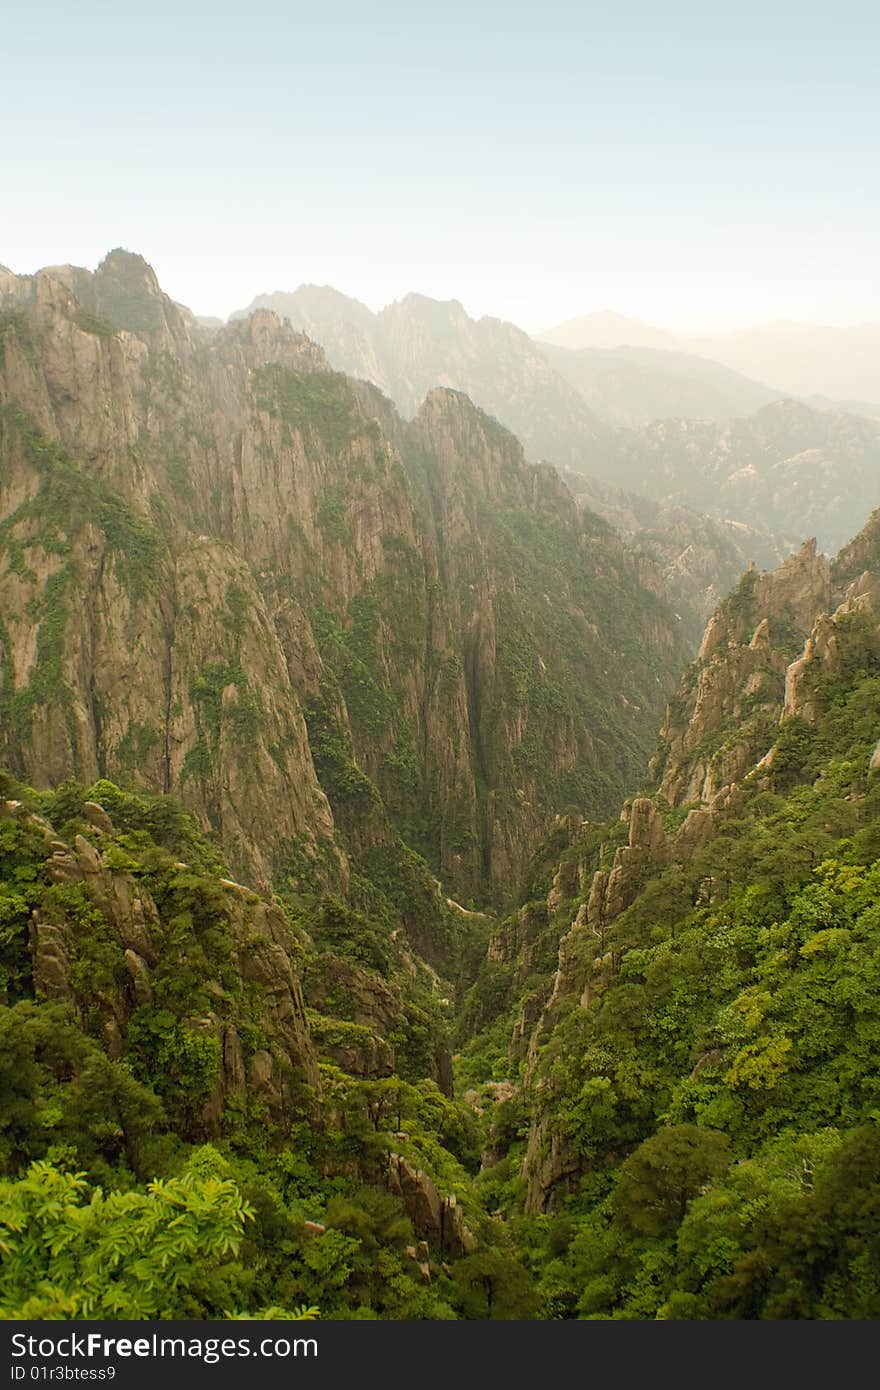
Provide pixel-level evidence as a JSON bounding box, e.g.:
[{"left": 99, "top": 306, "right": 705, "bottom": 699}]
[{"left": 2, "top": 0, "right": 878, "bottom": 332}]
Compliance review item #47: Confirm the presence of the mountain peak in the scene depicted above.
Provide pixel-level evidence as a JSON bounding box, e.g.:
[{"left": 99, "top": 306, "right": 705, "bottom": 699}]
[
  {"left": 97, "top": 246, "right": 158, "bottom": 281},
  {"left": 538, "top": 309, "right": 676, "bottom": 352},
  {"left": 387, "top": 292, "right": 468, "bottom": 319},
  {"left": 231, "top": 285, "right": 376, "bottom": 330}
]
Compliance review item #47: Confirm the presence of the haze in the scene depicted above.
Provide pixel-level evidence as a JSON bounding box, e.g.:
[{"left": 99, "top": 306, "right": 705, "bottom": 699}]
[{"left": 2, "top": 0, "right": 877, "bottom": 332}]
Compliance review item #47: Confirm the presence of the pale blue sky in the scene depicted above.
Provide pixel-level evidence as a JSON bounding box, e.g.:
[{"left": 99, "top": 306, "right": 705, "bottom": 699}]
[{"left": 2, "top": 0, "right": 878, "bottom": 329}]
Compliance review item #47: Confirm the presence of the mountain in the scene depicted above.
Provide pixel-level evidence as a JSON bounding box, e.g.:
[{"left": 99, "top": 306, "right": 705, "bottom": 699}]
[
  {"left": 0, "top": 250, "right": 690, "bottom": 914},
  {"left": 236, "top": 288, "right": 781, "bottom": 437},
  {"left": 231, "top": 287, "right": 880, "bottom": 565},
  {"left": 5, "top": 250, "right": 880, "bottom": 1323},
  {"left": 539, "top": 342, "right": 782, "bottom": 428},
  {"left": 558, "top": 470, "right": 791, "bottom": 621},
  {"left": 538, "top": 310, "right": 677, "bottom": 351},
  {"left": 455, "top": 508, "right": 880, "bottom": 1317},
  {"left": 688, "top": 321, "right": 880, "bottom": 403},
  {"left": 540, "top": 311, "right": 880, "bottom": 406},
  {"left": 600, "top": 399, "right": 880, "bottom": 556},
  {"left": 0, "top": 246, "right": 701, "bottom": 1320},
  {"left": 232, "top": 286, "right": 613, "bottom": 470}
]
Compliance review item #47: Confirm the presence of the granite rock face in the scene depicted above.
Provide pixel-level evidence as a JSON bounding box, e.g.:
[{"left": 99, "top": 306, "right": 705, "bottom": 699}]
[
  {"left": 652, "top": 541, "right": 833, "bottom": 807},
  {"left": 388, "top": 1152, "right": 475, "bottom": 1257}
]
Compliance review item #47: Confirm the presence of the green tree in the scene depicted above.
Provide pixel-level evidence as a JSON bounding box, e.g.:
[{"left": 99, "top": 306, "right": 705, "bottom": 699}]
[
  {"left": 613, "top": 1124, "right": 732, "bottom": 1235},
  {"left": 451, "top": 1248, "right": 538, "bottom": 1319}
]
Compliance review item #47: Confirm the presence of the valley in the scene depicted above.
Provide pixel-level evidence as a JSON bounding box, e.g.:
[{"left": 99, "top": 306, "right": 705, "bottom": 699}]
[{"left": 2, "top": 250, "right": 880, "bottom": 1320}]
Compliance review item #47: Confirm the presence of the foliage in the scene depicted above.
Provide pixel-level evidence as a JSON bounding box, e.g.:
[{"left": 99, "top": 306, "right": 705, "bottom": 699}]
[
  {"left": 0, "top": 1154, "right": 253, "bottom": 1319},
  {"left": 0, "top": 405, "right": 161, "bottom": 601},
  {"left": 253, "top": 366, "right": 360, "bottom": 453},
  {"left": 0, "top": 776, "right": 497, "bottom": 1319}
]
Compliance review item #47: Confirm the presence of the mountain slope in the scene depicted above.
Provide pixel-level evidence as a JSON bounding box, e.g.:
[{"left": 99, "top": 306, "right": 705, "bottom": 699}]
[
  {"left": 539, "top": 342, "right": 781, "bottom": 427},
  {"left": 0, "top": 772, "right": 503, "bottom": 1319},
  {"left": 559, "top": 470, "right": 791, "bottom": 623},
  {"left": 602, "top": 400, "right": 880, "bottom": 555},
  {"left": 454, "top": 506, "right": 880, "bottom": 1317}
]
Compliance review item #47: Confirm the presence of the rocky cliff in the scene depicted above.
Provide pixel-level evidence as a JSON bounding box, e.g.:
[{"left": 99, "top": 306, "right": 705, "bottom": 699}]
[
  {"left": 400, "top": 388, "right": 689, "bottom": 892},
  {"left": 652, "top": 539, "right": 833, "bottom": 805}
]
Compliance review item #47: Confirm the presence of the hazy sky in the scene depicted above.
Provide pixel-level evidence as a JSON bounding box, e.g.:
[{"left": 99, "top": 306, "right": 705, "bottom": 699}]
[{"left": 2, "top": 0, "right": 878, "bottom": 331}]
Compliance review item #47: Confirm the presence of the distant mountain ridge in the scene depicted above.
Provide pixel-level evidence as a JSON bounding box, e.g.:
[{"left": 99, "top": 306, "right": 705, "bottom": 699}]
[
  {"left": 233, "top": 286, "right": 785, "bottom": 436},
  {"left": 601, "top": 399, "right": 880, "bottom": 556},
  {"left": 233, "top": 285, "right": 614, "bottom": 472},
  {"left": 540, "top": 309, "right": 880, "bottom": 405},
  {"left": 538, "top": 341, "right": 782, "bottom": 427},
  {"left": 231, "top": 285, "right": 880, "bottom": 558}
]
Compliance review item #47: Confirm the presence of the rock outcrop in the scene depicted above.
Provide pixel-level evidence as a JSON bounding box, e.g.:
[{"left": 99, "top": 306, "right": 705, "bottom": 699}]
[
  {"left": 387, "top": 1153, "right": 475, "bottom": 1257},
  {"left": 4, "top": 796, "right": 320, "bottom": 1133},
  {"left": 653, "top": 541, "right": 833, "bottom": 806}
]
